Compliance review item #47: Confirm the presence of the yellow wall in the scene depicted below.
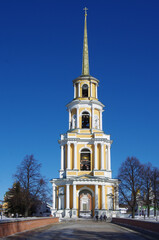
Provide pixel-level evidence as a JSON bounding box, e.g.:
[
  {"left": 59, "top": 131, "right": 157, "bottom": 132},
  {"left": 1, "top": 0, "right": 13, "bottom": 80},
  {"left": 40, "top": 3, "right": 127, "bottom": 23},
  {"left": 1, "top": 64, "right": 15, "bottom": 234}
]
[
  {"left": 104, "top": 145, "right": 106, "bottom": 169},
  {"left": 76, "top": 185, "right": 95, "bottom": 216},
  {"left": 80, "top": 81, "right": 90, "bottom": 98},
  {"left": 70, "top": 143, "right": 73, "bottom": 169},
  {"left": 76, "top": 84, "right": 78, "bottom": 98},
  {"left": 98, "top": 185, "right": 101, "bottom": 209},
  {"left": 71, "top": 108, "right": 76, "bottom": 118},
  {"left": 77, "top": 144, "right": 93, "bottom": 171},
  {"left": 57, "top": 184, "right": 114, "bottom": 213},
  {"left": 92, "top": 83, "right": 96, "bottom": 98},
  {"left": 94, "top": 109, "right": 100, "bottom": 117},
  {"left": 74, "top": 79, "right": 98, "bottom": 100},
  {"left": 79, "top": 107, "right": 92, "bottom": 129}
]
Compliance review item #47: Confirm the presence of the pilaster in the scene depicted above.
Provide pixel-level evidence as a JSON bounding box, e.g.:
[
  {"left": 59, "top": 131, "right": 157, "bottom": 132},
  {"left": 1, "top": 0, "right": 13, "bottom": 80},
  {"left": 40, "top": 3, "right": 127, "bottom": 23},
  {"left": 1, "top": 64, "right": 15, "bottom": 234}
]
[
  {"left": 61, "top": 145, "right": 64, "bottom": 171},
  {"left": 95, "top": 184, "right": 98, "bottom": 209},
  {"left": 52, "top": 183, "right": 56, "bottom": 210},
  {"left": 67, "top": 142, "right": 71, "bottom": 169},
  {"left": 74, "top": 142, "right": 77, "bottom": 169},
  {"left": 94, "top": 142, "right": 98, "bottom": 170},
  {"left": 102, "top": 185, "right": 106, "bottom": 210},
  {"left": 101, "top": 143, "right": 104, "bottom": 170}
]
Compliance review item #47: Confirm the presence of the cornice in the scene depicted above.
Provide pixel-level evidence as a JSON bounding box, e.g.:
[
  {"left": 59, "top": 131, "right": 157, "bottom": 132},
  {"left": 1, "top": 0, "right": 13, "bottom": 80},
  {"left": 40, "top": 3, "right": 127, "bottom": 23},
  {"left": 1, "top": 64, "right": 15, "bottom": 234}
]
[
  {"left": 58, "top": 138, "right": 112, "bottom": 145},
  {"left": 66, "top": 99, "right": 105, "bottom": 109},
  {"left": 50, "top": 177, "right": 119, "bottom": 185},
  {"left": 72, "top": 75, "right": 99, "bottom": 83}
]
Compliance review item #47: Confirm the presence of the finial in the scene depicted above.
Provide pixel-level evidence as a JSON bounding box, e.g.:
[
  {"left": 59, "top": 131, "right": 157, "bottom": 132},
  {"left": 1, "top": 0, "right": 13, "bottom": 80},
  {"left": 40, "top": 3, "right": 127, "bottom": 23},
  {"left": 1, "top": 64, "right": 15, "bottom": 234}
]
[
  {"left": 82, "top": 7, "right": 89, "bottom": 76},
  {"left": 83, "top": 7, "right": 88, "bottom": 16}
]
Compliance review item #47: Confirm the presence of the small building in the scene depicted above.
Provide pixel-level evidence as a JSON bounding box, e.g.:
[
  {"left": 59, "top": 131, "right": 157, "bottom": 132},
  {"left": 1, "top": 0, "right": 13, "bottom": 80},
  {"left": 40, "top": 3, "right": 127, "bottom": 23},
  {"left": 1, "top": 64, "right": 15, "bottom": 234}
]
[{"left": 50, "top": 9, "right": 119, "bottom": 218}]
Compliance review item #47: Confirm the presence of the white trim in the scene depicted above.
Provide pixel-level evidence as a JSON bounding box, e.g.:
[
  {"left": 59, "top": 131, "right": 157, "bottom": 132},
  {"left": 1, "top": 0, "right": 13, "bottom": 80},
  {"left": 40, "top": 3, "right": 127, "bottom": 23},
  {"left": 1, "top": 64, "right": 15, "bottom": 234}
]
[
  {"left": 79, "top": 146, "right": 92, "bottom": 154},
  {"left": 66, "top": 184, "right": 70, "bottom": 209},
  {"left": 100, "top": 110, "right": 102, "bottom": 130},
  {"left": 61, "top": 145, "right": 64, "bottom": 171},
  {"left": 67, "top": 142, "right": 71, "bottom": 169},
  {"left": 74, "top": 83, "right": 76, "bottom": 98},
  {"left": 101, "top": 143, "right": 104, "bottom": 170},
  {"left": 90, "top": 81, "right": 92, "bottom": 97},
  {"left": 73, "top": 184, "right": 77, "bottom": 209},
  {"left": 78, "top": 82, "right": 80, "bottom": 97},
  {"left": 77, "top": 107, "right": 79, "bottom": 128},
  {"left": 80, "top": 109, "right": 91, "bottom": 116},
  {"left": 77, "top": 186, "right": 94, "bottom": 197},
  {"left": 81, "top": 82, "right": 89, "bottom": 88}
]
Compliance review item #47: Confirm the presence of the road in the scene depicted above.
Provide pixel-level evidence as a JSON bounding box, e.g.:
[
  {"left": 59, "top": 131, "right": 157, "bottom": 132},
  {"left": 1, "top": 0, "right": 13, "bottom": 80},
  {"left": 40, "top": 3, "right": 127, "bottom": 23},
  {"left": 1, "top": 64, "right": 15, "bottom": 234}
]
[{"left": 4, "top": 219, "right": 159, "bottom": 240}]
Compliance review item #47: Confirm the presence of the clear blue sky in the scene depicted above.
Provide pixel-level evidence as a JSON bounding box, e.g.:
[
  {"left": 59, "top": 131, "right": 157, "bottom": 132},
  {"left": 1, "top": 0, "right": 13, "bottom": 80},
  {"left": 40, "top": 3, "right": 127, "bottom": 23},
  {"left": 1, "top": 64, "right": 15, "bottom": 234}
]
[{"left": 0, "top": 0, "right": 159, "bottom": 200}]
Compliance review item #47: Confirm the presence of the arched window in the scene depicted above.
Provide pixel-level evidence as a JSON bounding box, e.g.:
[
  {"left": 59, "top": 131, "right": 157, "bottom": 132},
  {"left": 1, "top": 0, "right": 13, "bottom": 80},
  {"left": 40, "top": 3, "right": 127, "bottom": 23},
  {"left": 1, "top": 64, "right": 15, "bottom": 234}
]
[
  {"left": 82, "top": 111, "right": 90, "bottom": 128},
  {"left": 82, "top": 84, "right": 88, "bottom": 97},
  {"left": 80, "top": 148, "right": 90, "bottom": 171}
]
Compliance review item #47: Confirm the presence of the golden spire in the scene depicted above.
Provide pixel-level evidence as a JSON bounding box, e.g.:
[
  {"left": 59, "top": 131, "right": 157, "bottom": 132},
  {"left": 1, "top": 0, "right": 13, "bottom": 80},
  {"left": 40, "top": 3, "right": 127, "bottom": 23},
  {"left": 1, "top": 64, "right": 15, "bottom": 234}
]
[{"left": 82, "top": 7, "right": 89, "bottom": 75}]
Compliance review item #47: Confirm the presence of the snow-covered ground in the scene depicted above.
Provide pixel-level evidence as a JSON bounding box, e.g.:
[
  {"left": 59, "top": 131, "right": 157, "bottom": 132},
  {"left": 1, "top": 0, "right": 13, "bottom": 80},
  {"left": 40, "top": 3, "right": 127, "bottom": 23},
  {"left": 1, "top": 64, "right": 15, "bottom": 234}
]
[{"left": 132, "top": 215, "right": 159, "bottom": 222}]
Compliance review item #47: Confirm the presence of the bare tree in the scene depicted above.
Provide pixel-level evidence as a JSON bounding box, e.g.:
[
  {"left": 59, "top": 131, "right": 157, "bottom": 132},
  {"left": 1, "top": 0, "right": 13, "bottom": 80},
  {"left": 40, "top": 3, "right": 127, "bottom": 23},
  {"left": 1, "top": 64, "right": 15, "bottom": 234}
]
[
  {"left": 151, "top": 167, "right": 159, "bottom": 216},
  {"left": 141, "top": 163, "right": 153, "bottom": 217},
  {"left": 14, "top": 155, "right": 49, "bottom": 216},
  {"left": 118, "top": 157, "right": 143, "bottom": 218}
]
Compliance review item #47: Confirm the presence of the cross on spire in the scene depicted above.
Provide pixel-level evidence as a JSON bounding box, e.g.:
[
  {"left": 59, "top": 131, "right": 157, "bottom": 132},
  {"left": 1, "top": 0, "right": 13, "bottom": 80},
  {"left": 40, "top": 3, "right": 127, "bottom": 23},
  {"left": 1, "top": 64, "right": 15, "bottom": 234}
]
[{"left": 83, "top": 7, "right": 88, "bottom": 16}]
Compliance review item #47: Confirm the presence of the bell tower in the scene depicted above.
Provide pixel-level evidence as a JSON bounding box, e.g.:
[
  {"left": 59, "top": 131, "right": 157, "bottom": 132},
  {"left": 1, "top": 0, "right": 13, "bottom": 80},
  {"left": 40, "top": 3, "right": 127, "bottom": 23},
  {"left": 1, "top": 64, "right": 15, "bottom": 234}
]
[{"left": 51, "top": 8, "right": 119, "bottom": 219}]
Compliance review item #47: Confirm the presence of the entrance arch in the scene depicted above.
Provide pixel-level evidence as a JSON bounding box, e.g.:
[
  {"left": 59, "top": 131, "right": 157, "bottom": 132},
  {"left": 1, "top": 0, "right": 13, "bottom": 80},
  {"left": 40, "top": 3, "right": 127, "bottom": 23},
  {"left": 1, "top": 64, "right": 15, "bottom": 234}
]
[{"left": 79, "top": 189, "right": 93, "bottom": 218}]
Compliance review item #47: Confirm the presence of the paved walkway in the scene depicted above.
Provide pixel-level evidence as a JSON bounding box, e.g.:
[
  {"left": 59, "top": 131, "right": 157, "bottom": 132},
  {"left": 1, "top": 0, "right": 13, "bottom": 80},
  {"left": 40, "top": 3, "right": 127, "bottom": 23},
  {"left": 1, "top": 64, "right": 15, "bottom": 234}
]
[{"left": 4, "top": 220, "right": 159, "bottom": 240}]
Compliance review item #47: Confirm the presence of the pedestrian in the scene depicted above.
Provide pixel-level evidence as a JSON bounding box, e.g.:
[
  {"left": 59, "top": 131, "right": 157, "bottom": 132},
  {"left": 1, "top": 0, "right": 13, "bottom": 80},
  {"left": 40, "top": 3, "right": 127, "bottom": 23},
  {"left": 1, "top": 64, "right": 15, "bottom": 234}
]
[{"left": 104, "top": 214, "right": 107, "bottom": 222}]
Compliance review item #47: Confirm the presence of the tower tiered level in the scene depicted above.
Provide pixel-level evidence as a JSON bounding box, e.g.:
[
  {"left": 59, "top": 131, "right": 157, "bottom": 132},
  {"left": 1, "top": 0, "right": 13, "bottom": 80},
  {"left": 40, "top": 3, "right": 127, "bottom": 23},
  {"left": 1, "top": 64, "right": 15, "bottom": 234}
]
[{"left": 50, "top": 8, "right": 119, "bottom": 218}]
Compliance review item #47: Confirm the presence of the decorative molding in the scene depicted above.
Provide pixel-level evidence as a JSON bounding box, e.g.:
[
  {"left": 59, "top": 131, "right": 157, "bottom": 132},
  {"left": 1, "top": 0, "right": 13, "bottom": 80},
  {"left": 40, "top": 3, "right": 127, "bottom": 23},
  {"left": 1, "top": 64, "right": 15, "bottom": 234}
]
[
  {"left": 58, "top": 138, "right": 112, "bottom": 145},
  {"left": 77, "top": 186, "right": 94, "bottom": 197},
  {"left": 79, "top": 109, "right": 91, "bottom": 116}
]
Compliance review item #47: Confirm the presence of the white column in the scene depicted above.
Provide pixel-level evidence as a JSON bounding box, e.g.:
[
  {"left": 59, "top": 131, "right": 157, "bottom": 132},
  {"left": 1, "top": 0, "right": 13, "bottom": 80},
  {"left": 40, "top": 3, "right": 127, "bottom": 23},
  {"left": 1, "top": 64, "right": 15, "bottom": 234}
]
[
  {"left": 78, "top": 82, "right": 80, "bottom": 97},
  {"left": 94, "top": 142, "right": 97, "bottom": 170},
  {"left": 101, "top": 143, "right": 104, "bottom": 170},
  {"left": 106, "top": 147, "right": 108, "bottom": 170},
  {"left": 102, "top": 185, "right": 105, "bottom": 209},
  {"left": 108, "top": 145, "right": 111, "bottom": 170},
  {"left": 77, "top": 107, "right": 79, "bottom": 128},
  {"left": 100, "top": 110, "right": 102, "bottom": 130},
  {"left": 69, "top": 109, "right": 71, "bottom": 130},
  {"left": 73, "top": 184, "right": 77, "bottom": 209},
  {"left": 61, "top": 145, "right": 64, "bottom": 170},
  {"left": 96, "top": 84, "right": 98, "bottom": 98},
  {"left": 95, "top": 184, "right": 98, "bottom": 209},
  {"left": 90, "top": 81, "right": 92, "bottom": 97},
  {"left": 74, "top": 142, "right": 77, "bottom": 169},
  {"left": 52, "top": 183, "right": 56, "bottom": 209},
  {"left": 67, "top": 142, "right": 70, "bottom": 169},
  {"left": 74, "top": 84, "right": 76, "bottom": 98},
  {"left": 66, "top": 184, "right": 70, "bottom": 209},
  {"left": 115, "top": 184, "right": 119, "bottom": 210},
  {"left": 92, "top": 106, "right": 94, "bottom": 129},
  {"left": 58, "top": 195, "right": 61, "bottom": 210}
]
